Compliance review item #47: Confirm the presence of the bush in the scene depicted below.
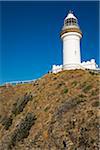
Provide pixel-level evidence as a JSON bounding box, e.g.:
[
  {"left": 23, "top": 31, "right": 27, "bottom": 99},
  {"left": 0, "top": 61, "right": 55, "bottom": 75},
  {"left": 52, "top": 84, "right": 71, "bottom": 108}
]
[
  {"left": 12, "top": 93, "right": 33, "bottom": 116},
  {"left": 9, "top": 113, "right": 37, "bottom": 148},
  {"left": 52, "top": 77, "right": 57, "bottom": 80},
  {"left": 91, "top": 89, "right": 99, "bottom": 96},
  {"left": 63, "top": 88, "right": 68, "bottom": 94},
  {"left": 89, "top": 71, "right": 95, "bottom": 75},
  {"left": 44, "top": 106, "right": 50, "bottom": 112},
  {"left": 83, "top": 85, "right": 92, "bottom": 93},
  {"left": 78, "top": 94, "right": 86, "bottom": 98},
  {"left": 92, "top": 101, "right": 99, "bottom": 107},
  {"left": 89, "top": 71, "right": 98, "bottom": 75},
  {"left": 72, "top": 81, "right": 77, "bottom": 87},
  {"left": 1, "top": 116, "right": 12, "bottom": 130},
  {"left": 57, "top": 83, "right": 63, "bottom": 88},
  {"left": 55, "top": 97, "right": 85, "bottom": 118}
]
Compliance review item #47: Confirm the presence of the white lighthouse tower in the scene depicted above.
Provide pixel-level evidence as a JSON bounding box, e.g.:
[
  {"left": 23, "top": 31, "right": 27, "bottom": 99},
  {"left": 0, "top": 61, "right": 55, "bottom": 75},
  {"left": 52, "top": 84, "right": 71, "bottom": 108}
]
[
  {"left": 60, "top": 11, "right": 82, "bottom": 69},
  {"left": 52, "top": 11, "right": 97, "bottom": 73}
]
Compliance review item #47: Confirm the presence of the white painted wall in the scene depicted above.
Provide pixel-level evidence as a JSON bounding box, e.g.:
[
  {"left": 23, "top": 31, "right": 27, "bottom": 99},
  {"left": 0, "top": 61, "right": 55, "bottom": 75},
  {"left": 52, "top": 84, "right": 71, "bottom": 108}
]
[
  {"left": 51, "top": 59, "right": 97, "bottom": 73},
  {"left": 81, "top": 59, "right": 97, "bottom": 69},
  {"left": 61, "top": 32, "right": 82, "bottom": 66},
  {"left": 52, "top": 65, "right": 62, "bottom": 73}
]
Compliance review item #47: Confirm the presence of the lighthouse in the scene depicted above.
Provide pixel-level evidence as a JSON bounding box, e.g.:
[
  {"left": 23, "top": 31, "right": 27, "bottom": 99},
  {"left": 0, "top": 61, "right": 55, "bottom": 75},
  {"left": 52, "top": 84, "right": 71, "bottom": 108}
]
[
  {"left": 60, "top": 11, "right": 82, "bottom": 69},
  {"left": 52, "top": 11, "right": 97, "bottom": 73}
]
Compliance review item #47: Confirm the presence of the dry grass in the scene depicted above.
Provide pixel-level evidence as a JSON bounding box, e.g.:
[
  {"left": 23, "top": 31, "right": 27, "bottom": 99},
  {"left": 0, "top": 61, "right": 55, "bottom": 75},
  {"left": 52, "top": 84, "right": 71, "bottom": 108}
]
[{"left": 0, "top": 69, "right": 99, "bottom": 150}]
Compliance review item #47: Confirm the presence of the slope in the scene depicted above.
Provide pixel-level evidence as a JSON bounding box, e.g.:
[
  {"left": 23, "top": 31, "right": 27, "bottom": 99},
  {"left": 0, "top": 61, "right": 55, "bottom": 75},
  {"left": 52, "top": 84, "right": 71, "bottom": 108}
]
[{"left": 0, "top": 69, "right": 99, "bottom": 150}]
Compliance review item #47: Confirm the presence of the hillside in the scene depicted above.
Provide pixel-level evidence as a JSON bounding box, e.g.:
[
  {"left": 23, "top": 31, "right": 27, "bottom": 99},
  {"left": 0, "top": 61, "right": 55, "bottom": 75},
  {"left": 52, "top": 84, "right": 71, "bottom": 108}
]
[{"left": 0, "top": 69, "right": 99, "bottom": 150}]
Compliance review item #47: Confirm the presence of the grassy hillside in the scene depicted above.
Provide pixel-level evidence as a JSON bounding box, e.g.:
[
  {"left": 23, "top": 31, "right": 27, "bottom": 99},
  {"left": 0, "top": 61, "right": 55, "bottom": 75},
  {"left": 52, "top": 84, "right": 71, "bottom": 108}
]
[{"left": 0, "top": 69, "right": 99, "bottom": 150}]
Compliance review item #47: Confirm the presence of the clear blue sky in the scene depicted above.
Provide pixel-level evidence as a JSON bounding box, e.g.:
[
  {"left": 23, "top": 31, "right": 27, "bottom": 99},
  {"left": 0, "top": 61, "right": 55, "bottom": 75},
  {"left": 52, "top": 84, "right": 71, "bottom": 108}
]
[{"left": 0, "top": 1, "right": 99, "bottom": 84}]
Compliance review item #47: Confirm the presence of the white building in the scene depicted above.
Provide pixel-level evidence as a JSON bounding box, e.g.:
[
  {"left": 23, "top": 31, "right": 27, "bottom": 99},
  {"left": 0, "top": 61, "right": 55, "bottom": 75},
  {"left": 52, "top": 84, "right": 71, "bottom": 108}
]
[{"left": 52, "top": 11, "right": 97, "bottom": 73}]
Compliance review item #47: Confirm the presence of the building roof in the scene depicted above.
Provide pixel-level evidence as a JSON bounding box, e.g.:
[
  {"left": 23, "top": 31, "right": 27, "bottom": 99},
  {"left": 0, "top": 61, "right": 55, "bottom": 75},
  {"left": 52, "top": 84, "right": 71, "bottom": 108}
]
[{"left": 65, "top": 11, "right": 77, "bottom": 20}]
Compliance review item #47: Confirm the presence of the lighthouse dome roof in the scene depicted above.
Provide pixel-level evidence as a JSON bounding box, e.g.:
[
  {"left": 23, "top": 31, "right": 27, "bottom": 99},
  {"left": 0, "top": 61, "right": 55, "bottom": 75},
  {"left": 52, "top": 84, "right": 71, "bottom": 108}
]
[{"left": 65, "top": 11, "right": 77, "bottom": 20}]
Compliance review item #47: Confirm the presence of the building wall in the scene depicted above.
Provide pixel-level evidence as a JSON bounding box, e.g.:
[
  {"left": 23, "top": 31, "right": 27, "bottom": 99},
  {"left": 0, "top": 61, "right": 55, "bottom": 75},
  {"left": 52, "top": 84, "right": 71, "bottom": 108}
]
[
  {"left": 52, "top": 59, "right": 97, "bottom": 73},
  {"left": 61, "top": 32, "right": 82, "bottom": 65}
]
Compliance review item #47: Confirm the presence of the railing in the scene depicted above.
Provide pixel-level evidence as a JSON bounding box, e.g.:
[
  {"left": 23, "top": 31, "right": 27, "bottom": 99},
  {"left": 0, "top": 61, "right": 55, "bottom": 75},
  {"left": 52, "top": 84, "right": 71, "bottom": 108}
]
[{"left": 2, "top": 79, "right": 36, "bottom": 86}]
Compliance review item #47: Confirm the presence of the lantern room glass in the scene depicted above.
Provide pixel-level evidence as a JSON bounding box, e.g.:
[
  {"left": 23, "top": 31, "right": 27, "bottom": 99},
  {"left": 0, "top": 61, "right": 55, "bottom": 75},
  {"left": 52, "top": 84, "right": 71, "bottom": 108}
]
[{"left": 65, "top": 18, "right": 78, "bottom": 26}]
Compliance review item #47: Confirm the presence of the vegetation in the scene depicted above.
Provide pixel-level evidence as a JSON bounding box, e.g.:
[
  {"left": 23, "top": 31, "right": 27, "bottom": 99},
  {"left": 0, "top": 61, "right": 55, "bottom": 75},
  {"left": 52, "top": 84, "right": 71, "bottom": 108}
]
[
  {"left": 83, "top": 85, "right": 92, "bottom": 93},
  {"left": 92, "top": 101, "right": 99, "bottom": 107},
  {"left": 12, "top": 93, "right": 33, "bottom": 116},
  {"left": 71, "top": 81, "right": 77, "bottom": 87},
  {"left": 44, "top": 106, "right": 50, "bottom": 112},
  {"left": 63, "top": 88, "right": 68, "bottom": 93},
  {"left": 0, "top": 70, "right": 99, "bottom": 150},
  {"left": 0, "top": 116, "right": 13, "bottom": 130},
  {"left": 9, "top": 113, "right": 37, "bottom": 149}
]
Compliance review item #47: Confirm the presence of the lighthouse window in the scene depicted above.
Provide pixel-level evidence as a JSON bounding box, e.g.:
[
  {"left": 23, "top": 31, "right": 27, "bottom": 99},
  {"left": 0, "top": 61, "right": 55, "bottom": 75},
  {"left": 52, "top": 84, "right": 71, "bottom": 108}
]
[
  {"left": 65, "top": 18, "right": 77, "bottom": 26},
  {"left": 70, "top": 18, "right": 76, "bottom": 25},
  {"left": 69, "top": 20, "right": 71, "bottom": 25}
]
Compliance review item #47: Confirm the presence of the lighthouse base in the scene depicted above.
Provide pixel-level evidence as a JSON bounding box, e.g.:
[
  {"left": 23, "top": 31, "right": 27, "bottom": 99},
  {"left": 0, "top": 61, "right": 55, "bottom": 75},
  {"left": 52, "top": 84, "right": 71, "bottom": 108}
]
[{"left": 52, "top": 59, "right": 98, "bottom": 73}]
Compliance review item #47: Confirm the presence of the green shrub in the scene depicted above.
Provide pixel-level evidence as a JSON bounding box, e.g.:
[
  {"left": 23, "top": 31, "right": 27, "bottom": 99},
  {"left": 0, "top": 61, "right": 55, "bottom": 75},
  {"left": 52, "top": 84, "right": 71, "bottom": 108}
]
[
  {"left": 78, "top": 94, "right": 86, "bottom": 98},
  {"left": 81, "top": 82, "right": 87, "bottom": 88},
  {"left": 44, "top": 106, "right": 50, "bottom": 112},
  {"left": 52, "top": 77, "right": 57, "bottom": 80},
  {"left": 89, "top": 71, "right": 95, "bottom": 75},
  {"left": 83, "top": 85, "right": 92, "bottom": 93},
  {"left": 56, "top": 97, "right": 85, "bottom": 118},
  {"left": 92, "top": 101, "right": 99, "bottom": 107},
  {"left": 72, "top": 81, "right": 77, "bottom": 87},
  {"left": 9, "top": 113, "right": 37, "bottom": 148},
  {"left": 91, "top": 89, "right": 99, "bottom": 96},
  {"left": 12, "top": 93, "right": 33, "bottom": 116},
  {"left": 1, "top": 116, "right": 12, "bottom": 130},
  {"left": 63, "top": 88, "right": 68, "bottom": 94},
  {"left": 89, "top": 71, "right": 98, "bottom": 75},
  {"left": 56, "top": 82, "right": 65, "bottom": 89}
]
